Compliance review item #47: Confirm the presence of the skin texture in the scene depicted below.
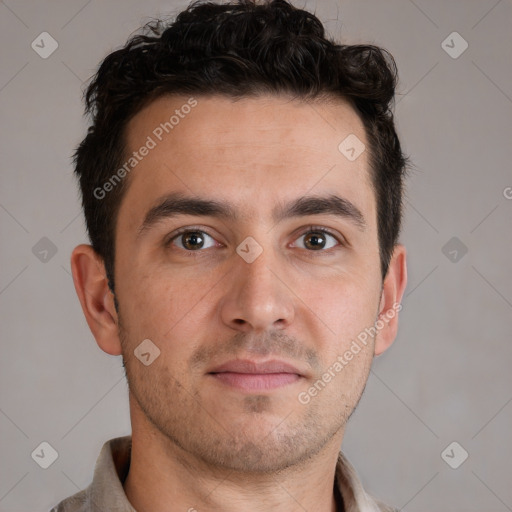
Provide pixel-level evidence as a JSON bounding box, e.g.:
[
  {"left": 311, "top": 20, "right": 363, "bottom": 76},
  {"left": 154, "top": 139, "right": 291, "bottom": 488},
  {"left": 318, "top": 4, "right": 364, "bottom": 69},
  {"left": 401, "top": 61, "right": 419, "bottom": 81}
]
[{"left": 71, "top": 94, "right": 407, "bottom": 512}]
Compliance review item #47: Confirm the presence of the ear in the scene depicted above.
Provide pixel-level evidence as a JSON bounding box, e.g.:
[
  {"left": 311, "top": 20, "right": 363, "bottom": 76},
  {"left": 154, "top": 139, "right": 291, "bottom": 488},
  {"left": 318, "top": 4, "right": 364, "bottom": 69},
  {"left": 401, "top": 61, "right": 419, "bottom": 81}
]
[
  {"left": 374, "top": 244, "right": 407, "bottom": 356},
  {"left": 70, "top": 244, "right": 122, "bottom": 355}
]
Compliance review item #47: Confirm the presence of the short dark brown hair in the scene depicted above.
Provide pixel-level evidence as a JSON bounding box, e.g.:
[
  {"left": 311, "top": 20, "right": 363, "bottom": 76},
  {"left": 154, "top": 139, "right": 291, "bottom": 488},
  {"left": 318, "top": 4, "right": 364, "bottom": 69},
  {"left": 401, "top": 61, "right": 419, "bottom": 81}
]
[{"left": 74, "top": 0, "right": 411, "bottom": 292}]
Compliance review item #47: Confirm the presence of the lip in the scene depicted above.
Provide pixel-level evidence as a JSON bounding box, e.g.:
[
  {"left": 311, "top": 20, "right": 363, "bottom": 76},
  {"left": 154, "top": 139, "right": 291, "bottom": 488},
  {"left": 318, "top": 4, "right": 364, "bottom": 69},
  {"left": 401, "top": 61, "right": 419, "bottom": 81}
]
[
  {"left": 208, "top": 359, "right": 304, "bottom": 392},
  {"left": 208, "top": 359, "right": 303, "bottom": 375}
]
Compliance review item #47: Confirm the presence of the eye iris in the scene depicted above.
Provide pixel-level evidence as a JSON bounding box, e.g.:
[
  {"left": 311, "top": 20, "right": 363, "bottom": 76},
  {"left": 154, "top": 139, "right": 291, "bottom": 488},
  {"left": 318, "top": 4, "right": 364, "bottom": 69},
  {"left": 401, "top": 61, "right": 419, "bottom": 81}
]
[
  {"left": 182, "top": 232, "right": 204, "bottom": 250},
  {"left": 304, "top": 232, "right": 326, "bottom": 250}
]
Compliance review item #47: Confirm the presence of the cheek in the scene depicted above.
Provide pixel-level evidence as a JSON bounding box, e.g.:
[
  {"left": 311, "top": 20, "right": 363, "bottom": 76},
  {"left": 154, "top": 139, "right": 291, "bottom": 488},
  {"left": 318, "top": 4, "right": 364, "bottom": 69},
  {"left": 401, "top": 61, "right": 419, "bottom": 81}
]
[
  {"left": 310, "top": 287, "right": 376, "bottom": 402},
  {"left": 118, "top": 269, "right": 215, "bottom": 352},
  {"left": 303, "top": 277, "right": 378, "bottom": 346}
]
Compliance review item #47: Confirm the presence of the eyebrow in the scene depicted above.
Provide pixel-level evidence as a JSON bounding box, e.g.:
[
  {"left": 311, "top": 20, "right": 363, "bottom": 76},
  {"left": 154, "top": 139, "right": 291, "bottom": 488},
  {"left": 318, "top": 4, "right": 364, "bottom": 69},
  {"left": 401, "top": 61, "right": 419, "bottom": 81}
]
[{"left": 136, "top": 191, "right": 366, "bottom": 238}]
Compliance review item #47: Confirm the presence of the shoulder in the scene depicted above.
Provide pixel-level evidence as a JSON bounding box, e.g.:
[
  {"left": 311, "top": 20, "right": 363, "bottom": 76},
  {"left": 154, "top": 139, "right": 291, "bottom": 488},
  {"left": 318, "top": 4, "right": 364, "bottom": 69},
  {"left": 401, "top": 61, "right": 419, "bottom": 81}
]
[
  {"left": 373, "top": 498, "right": 400, "bottom": 512},
  {"left": 48, "top": 489, "right": 88, "bottom": 512},
  {"left": 336, "top": 451, "right": 399, "bottom": 512}
]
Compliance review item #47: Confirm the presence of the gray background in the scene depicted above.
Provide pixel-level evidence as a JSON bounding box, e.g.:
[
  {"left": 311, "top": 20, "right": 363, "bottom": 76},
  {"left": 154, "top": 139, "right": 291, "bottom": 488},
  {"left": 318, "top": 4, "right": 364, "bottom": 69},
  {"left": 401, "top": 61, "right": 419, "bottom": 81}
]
[{"left": 1, "top": 0, "right": 511, "bottom": 510}]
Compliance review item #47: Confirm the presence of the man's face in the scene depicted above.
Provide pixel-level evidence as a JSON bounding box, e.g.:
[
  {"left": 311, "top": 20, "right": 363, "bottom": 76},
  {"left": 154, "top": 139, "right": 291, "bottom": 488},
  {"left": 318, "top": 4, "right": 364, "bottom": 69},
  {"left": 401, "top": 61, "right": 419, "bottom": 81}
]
[{"left": 114, "top": 94, "right": 383, "bottom": 472}]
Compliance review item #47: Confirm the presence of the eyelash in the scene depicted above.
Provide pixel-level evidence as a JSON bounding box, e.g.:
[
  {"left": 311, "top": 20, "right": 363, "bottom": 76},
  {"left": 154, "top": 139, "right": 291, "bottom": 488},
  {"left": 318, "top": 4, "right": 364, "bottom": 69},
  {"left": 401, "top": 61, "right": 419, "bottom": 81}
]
[{"left": 165, "top": 225, "right": 345, "bottom": 255}]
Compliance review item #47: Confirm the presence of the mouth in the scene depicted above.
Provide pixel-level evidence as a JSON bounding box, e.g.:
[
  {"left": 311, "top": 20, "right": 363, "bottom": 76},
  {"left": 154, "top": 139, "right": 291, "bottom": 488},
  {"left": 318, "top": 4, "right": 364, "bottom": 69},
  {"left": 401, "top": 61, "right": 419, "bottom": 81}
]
[{"left": 207, "top": 359, "right": 304, "bottom": 392}]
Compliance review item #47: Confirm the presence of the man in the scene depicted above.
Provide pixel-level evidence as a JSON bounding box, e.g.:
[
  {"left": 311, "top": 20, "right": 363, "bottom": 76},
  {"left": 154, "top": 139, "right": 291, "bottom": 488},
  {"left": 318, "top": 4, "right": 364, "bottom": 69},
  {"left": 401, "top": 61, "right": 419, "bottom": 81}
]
[{"left": 53, "top": 0, "right": 409, "bottom": 510}]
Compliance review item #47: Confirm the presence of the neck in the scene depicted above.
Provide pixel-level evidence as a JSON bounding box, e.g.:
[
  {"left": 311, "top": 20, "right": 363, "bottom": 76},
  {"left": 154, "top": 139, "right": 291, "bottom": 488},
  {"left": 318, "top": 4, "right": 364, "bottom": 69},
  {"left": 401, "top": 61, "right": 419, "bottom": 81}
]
[{"left": 124, "top": 421, "right": 344, "bottom": 512}]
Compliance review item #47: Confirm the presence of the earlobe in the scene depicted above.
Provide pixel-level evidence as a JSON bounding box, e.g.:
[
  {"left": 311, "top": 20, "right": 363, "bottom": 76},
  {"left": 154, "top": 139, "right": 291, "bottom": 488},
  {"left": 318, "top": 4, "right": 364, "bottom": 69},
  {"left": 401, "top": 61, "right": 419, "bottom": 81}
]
[
  {"left": 374, "top": 244, "right": 407, "bottom": 356},
  {"left": 70, "top": 244, "right": 122, "bottom": 356}
]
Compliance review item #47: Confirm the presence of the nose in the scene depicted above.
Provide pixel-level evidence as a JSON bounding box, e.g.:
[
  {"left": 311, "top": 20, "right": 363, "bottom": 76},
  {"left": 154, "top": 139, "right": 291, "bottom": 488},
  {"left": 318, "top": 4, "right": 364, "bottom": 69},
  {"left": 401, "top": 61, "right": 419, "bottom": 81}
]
[{"left": 219, "top": 248, "right": 295, "bottom": 333}]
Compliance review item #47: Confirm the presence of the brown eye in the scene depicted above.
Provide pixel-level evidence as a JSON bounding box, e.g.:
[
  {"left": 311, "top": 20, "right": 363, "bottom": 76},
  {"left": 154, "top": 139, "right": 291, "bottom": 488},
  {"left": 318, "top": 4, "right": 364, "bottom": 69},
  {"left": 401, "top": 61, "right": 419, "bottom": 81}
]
[
  {"left": 170, "top": 230, "right": 216, "bottom": 251},
  {"left": 293, "top": 229, "right": 341, "bottom": 251},
  {"left": 303, "top": 232, "right": 327, "bottom": 250}
]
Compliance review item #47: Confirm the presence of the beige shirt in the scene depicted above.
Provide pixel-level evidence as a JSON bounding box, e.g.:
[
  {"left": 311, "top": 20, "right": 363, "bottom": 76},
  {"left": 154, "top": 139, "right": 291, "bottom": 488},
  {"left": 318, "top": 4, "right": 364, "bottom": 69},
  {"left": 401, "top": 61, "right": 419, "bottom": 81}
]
[{"left": 50, "top": 436, "right": 397, "bottom": 512}]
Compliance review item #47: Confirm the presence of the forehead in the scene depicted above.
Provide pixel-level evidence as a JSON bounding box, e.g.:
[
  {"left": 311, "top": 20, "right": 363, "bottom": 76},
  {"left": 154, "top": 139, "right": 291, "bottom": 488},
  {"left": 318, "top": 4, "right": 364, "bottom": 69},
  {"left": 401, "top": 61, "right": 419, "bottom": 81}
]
[
  {"left": 119, "top": 93, "right": 375, "bottom": 230},
  {"left": 126, "top": 93, "right": 368, "bottom": 161}
]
